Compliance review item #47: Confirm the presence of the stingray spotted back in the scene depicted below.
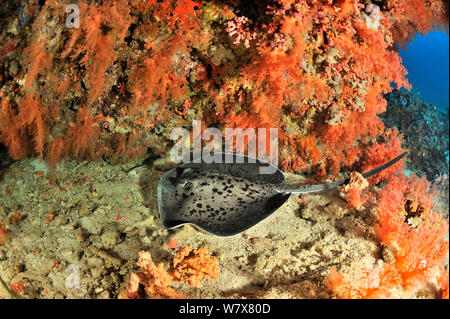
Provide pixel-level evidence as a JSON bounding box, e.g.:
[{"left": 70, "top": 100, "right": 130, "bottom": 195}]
[{"left": 157, "top": 153, "right": 289, "bottom": 236}]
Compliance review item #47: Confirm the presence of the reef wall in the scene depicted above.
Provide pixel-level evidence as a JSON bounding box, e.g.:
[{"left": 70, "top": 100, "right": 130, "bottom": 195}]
[{"left": 0, "top": 0, "right": 447, "bottom": 177}]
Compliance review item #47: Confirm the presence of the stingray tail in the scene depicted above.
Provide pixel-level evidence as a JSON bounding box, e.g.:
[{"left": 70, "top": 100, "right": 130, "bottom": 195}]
[
  {"left": 360, "top": 151, "right": 408, "bottom": 180},
  {"left": 278, "top": 152, "right": 408, "bottom": 194}
]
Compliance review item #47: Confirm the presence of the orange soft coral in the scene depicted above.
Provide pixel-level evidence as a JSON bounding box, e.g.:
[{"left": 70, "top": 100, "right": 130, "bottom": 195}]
[
  {"left": 23, "top": 41, "right": 52, "bottom": 92},
  {"left": 1, "top": 0, "right": 447, "bottom": 177},
  {"left": 387, "top": 0, "right": 448, "bottom": 44},
  {"left": 326, "top": 263, "right": 403, "bottom": 299},
  {"left": 0, "top": 94, "right": 47, "bottom": 160},
  {"left": 327, "top": 173, "right": 449, "bottom": 298},
  {"left": 341, "top": 172, "right": 369, "bottom": 210},
  {"left": 124, "top": 246, "right": 220, "bottom": 299},
  {"left": 125, "top": 250, "right": 182, "bottom": 299},
  {"left": 62, "top": 0, "right": 132, "bottom": 104},
  {"left": 214, "top": 1, "right": 414, "bottom": 178},
  {"left": 46, "top": 107, "right": 102, "bottom": 169},
  {"left": 170, "top": 246, "right": 220, "bottom": 288},
  {"left": 437, "top": 267, "right": 449, "bottom": 299}
]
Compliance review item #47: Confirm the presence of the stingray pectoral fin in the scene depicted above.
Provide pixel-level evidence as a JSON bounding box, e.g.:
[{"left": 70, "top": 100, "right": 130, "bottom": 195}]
[
  {"left": 264, "top": 192, "right": 292, "bottom": 212},
  {"left": 277, "top": 152, "right": 408, "bottom": 194},
  {"left": 162, "top": 218, "right": 186, "bottom": 229}
]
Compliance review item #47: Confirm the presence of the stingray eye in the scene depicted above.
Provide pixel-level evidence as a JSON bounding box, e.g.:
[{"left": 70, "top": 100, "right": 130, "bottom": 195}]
[
  {"left": 183, "top": 181, "right": 192, "bottom": 190},
  {"left": 175, "top": 167, "right": 185, "bottom": 177}
]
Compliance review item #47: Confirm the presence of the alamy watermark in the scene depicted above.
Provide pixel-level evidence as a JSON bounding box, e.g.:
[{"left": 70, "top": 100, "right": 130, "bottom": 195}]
[
  {"left": 170, "top": 120, "right": 279, "bottom": 174},
  {"left": 65, "top": 4, "right": 80, "bottom": 28}
]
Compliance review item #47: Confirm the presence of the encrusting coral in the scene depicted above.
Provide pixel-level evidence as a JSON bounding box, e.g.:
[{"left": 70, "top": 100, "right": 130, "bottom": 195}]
[
  {"left": 0, "top": 224, "right": 9, "bottom": 245},
  {"left": 341, "top": 171, "right": 369, "bottom": 210},
  {"left": 122, "top": 246, "right": 220, "bottom": 299}
]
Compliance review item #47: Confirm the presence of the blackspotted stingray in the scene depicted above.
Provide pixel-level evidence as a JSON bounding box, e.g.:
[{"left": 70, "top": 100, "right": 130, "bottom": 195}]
[{"left": 157, "top": 152, "right": 407, "bottom": 236}]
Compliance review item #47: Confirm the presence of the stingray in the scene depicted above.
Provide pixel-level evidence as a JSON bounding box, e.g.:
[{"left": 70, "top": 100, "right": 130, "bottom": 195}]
[{"left": 157, "top": 152, "right": 407, "bottom": 236}]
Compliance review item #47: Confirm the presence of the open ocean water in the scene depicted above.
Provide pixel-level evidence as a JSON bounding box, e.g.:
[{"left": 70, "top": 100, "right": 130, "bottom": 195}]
[{"left": 400, "top": 29, "right": 449, "bottom": 111}]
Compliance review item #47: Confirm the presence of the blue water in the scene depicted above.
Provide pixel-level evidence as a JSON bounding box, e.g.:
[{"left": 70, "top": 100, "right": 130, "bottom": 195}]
[{"left": 399, "top": 29, "right": 449, "bottom": 111}]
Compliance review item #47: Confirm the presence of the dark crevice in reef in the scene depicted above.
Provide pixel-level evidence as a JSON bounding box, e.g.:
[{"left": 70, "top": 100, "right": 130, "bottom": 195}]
[{"left": 0, "top": 143, "right": 14, "bottom": 168}]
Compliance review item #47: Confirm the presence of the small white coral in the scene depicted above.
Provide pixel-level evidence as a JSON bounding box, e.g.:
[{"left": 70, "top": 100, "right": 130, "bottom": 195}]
[{"left": 364, "top": 4, "right": 382, "bottom": 30}]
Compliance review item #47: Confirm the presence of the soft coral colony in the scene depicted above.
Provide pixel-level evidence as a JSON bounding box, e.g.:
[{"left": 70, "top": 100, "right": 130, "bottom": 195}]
[
  {"left": 0, "top": 0, "right": 447, "bottom": 174},
  {"left": 327, "top": 173, "right": 449, "bottom": 298},
  {"left": 122, "top": 246, "right": 220, "bottom": 299},
  {"left": 0, "top": 0, "right": 448, "bottom": 298}
]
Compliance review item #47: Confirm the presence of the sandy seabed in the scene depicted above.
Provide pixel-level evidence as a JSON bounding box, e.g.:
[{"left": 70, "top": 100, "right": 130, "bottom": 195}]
[{"left": 0, "top": 157, "right": 443, "bottom": 299}]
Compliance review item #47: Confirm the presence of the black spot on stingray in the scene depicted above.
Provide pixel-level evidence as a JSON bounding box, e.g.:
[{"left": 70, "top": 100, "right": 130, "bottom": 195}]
[
  {"left": 212, "top": 188, "right": 218, "bottom": 193},
  {"left": 197, "top": 203, "right": 203, "bottom": 208}
]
